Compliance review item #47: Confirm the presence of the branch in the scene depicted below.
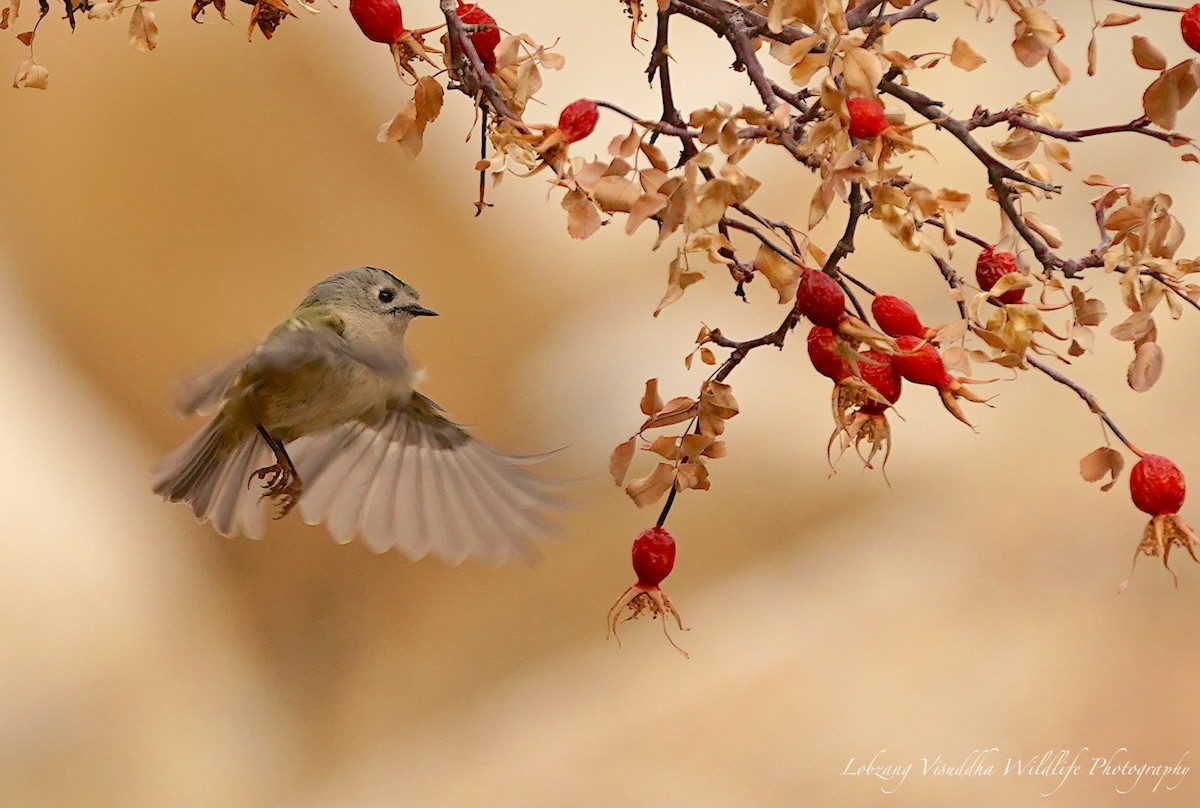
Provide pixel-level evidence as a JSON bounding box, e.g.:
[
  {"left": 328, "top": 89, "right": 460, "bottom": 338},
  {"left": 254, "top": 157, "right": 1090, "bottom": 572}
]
[{"left": 1025, "top": 354, "right": 1138, "bottom": 453}]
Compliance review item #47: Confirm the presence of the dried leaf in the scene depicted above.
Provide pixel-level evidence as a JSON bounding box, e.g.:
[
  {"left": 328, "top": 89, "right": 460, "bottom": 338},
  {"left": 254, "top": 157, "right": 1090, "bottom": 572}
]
[
  {"left": 1080, "top": 447, "right": 1124, "bottom": 491},
  {"left": 950, "top": 38, "right": 986, "bottom": 71},
  {"left": 12, "top": 57, "right": 48, "bottom": 89},
  {"left": 753, "top": 243, "right": 803, "bottom": 304},
  {"left": 641, "top": 396, "right": 699, "bottom": 431},
  {"left": 1131, "top": 35, "right": 1166, "bottom": 72},
  {"left": 128, "top": 5, "right": 159, "bottom": 52},
  {"left": 1128, "top": 341, "right": 1164, "bottom": 392},
  {"left": 640, "top": 378, "right": 663, "bottom": 416},
  {"left": 567, "top": 198, "right": 602, "bottom": 240},
  {"left": 625, "top": 462, "right": 675, "bottom": 507},
  {"left": 646, "top": 435, "right": 681, "bottom": 460},
  {"left": 1143, "top": 59, "right": 1200, "bottom": 130},
  {"left": 610, "top": 437, "right": 636, "bottom": 486}
]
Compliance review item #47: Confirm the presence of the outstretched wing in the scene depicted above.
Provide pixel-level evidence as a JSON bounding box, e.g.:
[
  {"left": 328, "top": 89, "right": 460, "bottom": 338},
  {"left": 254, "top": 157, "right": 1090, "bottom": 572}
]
[{"left": 288, "top": 394, "right": 561, "bottom": 564}]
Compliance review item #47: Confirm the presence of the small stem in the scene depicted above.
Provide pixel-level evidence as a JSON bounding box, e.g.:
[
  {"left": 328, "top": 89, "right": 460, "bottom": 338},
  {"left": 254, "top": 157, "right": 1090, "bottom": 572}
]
[{"left": 1026, "top": 354, "right": 1138, "bottom": 453}]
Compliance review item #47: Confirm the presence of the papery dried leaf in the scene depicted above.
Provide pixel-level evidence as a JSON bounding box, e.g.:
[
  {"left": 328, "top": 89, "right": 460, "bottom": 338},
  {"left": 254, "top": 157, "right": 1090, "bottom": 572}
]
[
  {"left": 841, "top": 47, "right": 885, "bottom": 97},
  {"left": 1023, "top": 211, "right": 1064, "bottom": 248},
  {"left": 640, "top": 378, "right": 664, "bottom": 416},
  {"left": 753, "top": 243, "right": 803, "bottom": 304},
  {"left": 1100, "top": 12, "right": 1139, "bottom": 26},
  {"left": 1131, "top": 35, "right": 1166, "bottom": 72},
  {"left": 1128, "top": 341, "right": 1164, "bottom": 392},
  {"left": 610, "top": 437, "right": 636, "bottom": 486},
  {"left": 567, "top": 197, "right": 602, "bottom": 240},
  {"left": 674, "top": 461, "right": 710, "bottom": 492},
  {"left": 1110, "top": 310, "right": 1154, "bottom": 341},
  {"left": 653, "top": 250, "right": 705, "bottom": 316},
  {"left": 641, "top": 396, "right": 699, "bottom": 431},
  {"left": 128, "top": 5, "right": 158, "bottom": 51},
  {"left": 646, "top": 435, "right": 681, "bottom": 460},
  {"left": 191, "top": 0, "right": 226, "bottom": 21},
  {"left": 1047, "top": 48, "right": 1071, "bottom": 85},
  {"left": 625, "top": 462, "right": 675, "bottom": 507},
  {"left": 1143, "top": 59, "right": 1200, "bottom": 130},
  {"left": 1012, "top": 6, "right": 1063, "bottom": 68},
  {"left": 679, "top": 433, "right": 715, "bottom": 458},
  {"left": 950, "top": 38, "right": 986, "bottom": 71},
  {"left": 12, "top": 57, "right": 47, "bottom": 89},
  {"left": 1080, "top": 446, "right": 1124, "bottom": 491}
]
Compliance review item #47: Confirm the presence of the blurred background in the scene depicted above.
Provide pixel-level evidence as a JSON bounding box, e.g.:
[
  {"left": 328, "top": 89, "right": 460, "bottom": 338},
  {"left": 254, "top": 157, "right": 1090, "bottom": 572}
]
[{"left": 1, "top": 2, "right": 1199, "bottom": 806}]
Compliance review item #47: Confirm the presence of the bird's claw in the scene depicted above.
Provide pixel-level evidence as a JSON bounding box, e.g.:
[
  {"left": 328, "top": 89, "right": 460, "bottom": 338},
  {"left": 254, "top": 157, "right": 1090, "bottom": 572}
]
[{"left": 249, "top": 462, "right": 302, "bottom": 519}]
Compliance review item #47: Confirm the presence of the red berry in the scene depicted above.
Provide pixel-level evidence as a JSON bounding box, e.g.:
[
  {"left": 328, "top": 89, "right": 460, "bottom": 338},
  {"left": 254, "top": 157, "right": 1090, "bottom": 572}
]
[
  {"left": 456, "top": 2, "right": 500, "bottom": 73},
  {"left": 871, "top": 294, "right": 928, "bottom": 339},
  {"left": 857, "top": 351, "right": 902, "bottom": 414},
  {"left": 892, "top": 335, "right": 952, "bottom": 390},
  {"left": 1130, "top": 454, "right": 1186, "bottom": 516},
  {"left": 558, "top": 99, "right": 600, "bottom": 144},
  {"left": 807, "top": 326, "right": 852, "bottom": 382},
  {"left": 975, "top": 247, "right": 1024, "bottom": 304},
  {"left": 350, "top": 0, "right": 405, "bottom": 44},
  {"left": 846, "top": 97, "right": 888, "bottom": 140},
  {"left": 796, "top": 269, "right": 846, "bottom": 329},
  {"left": 631, "top": 526, "right": 676, "bottom": 588},
  {"left": 1183, "top": 5, "right": 1200, "bottom": 53}
]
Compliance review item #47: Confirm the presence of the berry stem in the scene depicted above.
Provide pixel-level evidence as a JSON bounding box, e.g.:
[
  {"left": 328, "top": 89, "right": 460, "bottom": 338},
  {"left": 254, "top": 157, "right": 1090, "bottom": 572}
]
[{"left": 1025, "top": 354, "right": 1141, "bottom": 455}]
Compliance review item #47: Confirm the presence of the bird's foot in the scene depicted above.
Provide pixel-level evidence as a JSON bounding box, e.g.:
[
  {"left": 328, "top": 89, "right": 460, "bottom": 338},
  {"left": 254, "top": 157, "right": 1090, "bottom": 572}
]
[{"left": 250, "top": 461, "right": 303, "bottom": 519}]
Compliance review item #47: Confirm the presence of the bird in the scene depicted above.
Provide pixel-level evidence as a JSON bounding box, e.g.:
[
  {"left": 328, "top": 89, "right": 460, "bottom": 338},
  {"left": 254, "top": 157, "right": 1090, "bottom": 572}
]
[{"left": 153, "top": 267, "right": 559, "bottom": 563}]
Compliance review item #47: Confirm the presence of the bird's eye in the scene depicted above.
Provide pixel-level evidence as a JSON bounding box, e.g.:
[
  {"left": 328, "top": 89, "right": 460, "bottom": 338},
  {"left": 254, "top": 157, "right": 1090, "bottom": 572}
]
[{"left": 378, "top": 289, "right": 395, "bottom": 304}]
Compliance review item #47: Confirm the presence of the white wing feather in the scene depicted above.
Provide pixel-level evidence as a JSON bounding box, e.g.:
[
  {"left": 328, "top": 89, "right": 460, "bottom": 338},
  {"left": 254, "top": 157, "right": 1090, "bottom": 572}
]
[{"left": 291, "top": 401, "right": 559, "bottom": 563}]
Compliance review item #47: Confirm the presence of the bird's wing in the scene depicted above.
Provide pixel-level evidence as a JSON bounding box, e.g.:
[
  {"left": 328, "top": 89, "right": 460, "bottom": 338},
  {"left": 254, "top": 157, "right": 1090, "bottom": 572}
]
[
  {"left": 288, "top": 393, "right": 562, "bottom": 564},
  {"left": 173, "top": 349, "right": 255, "bottom": 417}
]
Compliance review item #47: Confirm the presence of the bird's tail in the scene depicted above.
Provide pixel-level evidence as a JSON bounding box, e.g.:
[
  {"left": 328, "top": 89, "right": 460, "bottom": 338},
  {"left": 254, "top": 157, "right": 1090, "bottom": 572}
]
[{"left": 152, "top": 416, "right": 273, "bottom": 538}]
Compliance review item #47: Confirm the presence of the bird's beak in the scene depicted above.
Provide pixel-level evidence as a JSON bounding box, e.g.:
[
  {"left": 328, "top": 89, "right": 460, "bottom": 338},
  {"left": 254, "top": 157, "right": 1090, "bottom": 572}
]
[{"left": 403, "top": 304, "right": 438, "bottom": 317}]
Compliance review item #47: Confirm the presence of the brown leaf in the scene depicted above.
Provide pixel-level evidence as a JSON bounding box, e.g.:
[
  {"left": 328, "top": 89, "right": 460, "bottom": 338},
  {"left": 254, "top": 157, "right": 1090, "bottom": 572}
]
[
  {"left": 1100, "top": 12, "right": 1140, "bottom": 27},
  {"left": 640, "top": 396, "right": 699, "bottom": 431},
  {"left": 1128, "top": 341, "right": 1164, "bottom": 392},
  {"left": 1080, "top": 447, "right": 1124, "bottom": 492},
  {"left": 625, "top": 462, "right": 675, "bottom": 508},
  {"left": 1131, "top": 35, "right": 1166, "bottom": 72},
  {"left": 128, "top": 5, "right": 159, "bottom": 52},
  {"left": 639, "top": 378, "right": 663, "bottom": 416},
  {"left": 653, "top": 249, "right": 705, "bottom": 316},
  {"left": 674, "top": 461, "right": 710, "bottom": 492},
  {"left": 950, "top": 38, "right": 986, "bottom": 71},
  {"left": 567, "top": 197, "right": 602, "bottom": 240},
  {"left": 646, "top": 435, "right": 680, "bottom": 460},
  {"left": 609, "top": 437, "right": 636, "bottom": 486},
  {"left": 191, "top": 0, "right": 226, "bottom": 21},
  {"left": 753, "top": 243, "right": 802, "bottom": 304},
  {"left": 1143, "top": 59, "right": 1200, "bottom": 130},
  {"left": 12, "top": 57, "right": 47, "bottom": 89}
]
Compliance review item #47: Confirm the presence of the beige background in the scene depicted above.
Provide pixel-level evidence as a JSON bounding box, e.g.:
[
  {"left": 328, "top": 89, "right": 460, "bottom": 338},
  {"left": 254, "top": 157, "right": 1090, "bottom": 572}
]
[{"left": 1, "top": 2, "right": 1198, "bottom": 806}]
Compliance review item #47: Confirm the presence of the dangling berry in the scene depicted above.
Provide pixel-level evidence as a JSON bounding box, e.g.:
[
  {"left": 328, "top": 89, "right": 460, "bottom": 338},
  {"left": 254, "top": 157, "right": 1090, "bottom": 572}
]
[
  {"left": 1131, "top": 454, "right": 1186, "bottom": 516},
  {"left": 807, "top": 326, "right": 853, "bottom": 383},
  {"left": 796, "top": 269, "right": 846, "bottom": 329},
  {"left": 558, "top": 99, "right": 600, "bottom": 143},
  {"left": 856, "top": 351, "right": 902, "bottom": 415},
  {"left": 976, "top": 247, "right": 1024, "bottom": 304},
  {"left": 1122, "top": 453, "right": 1199, "bottom": 591},
  {"left": 631, "top": 526, "right": 675, "bottom": 587},
  {"left": 607, "top": 526, "right": 687, "bottom": 657},
  {"left": 871, "top": 295, "right": 935, "bottom": 340},
  {"left": 846, "top": 97, "right": 888, "bottom": 140},
  {"left": 1182, "top": 5, "right": 1200, "bottom": 53},
  {"left": 456, "top": 2, "right": 500, "bottom": 73},
  {"left": 350, "top": 0, "right": 404, "bottom": 44},
  {"left": 892, "top": 335, "right": 987, "bottom": 427}
]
